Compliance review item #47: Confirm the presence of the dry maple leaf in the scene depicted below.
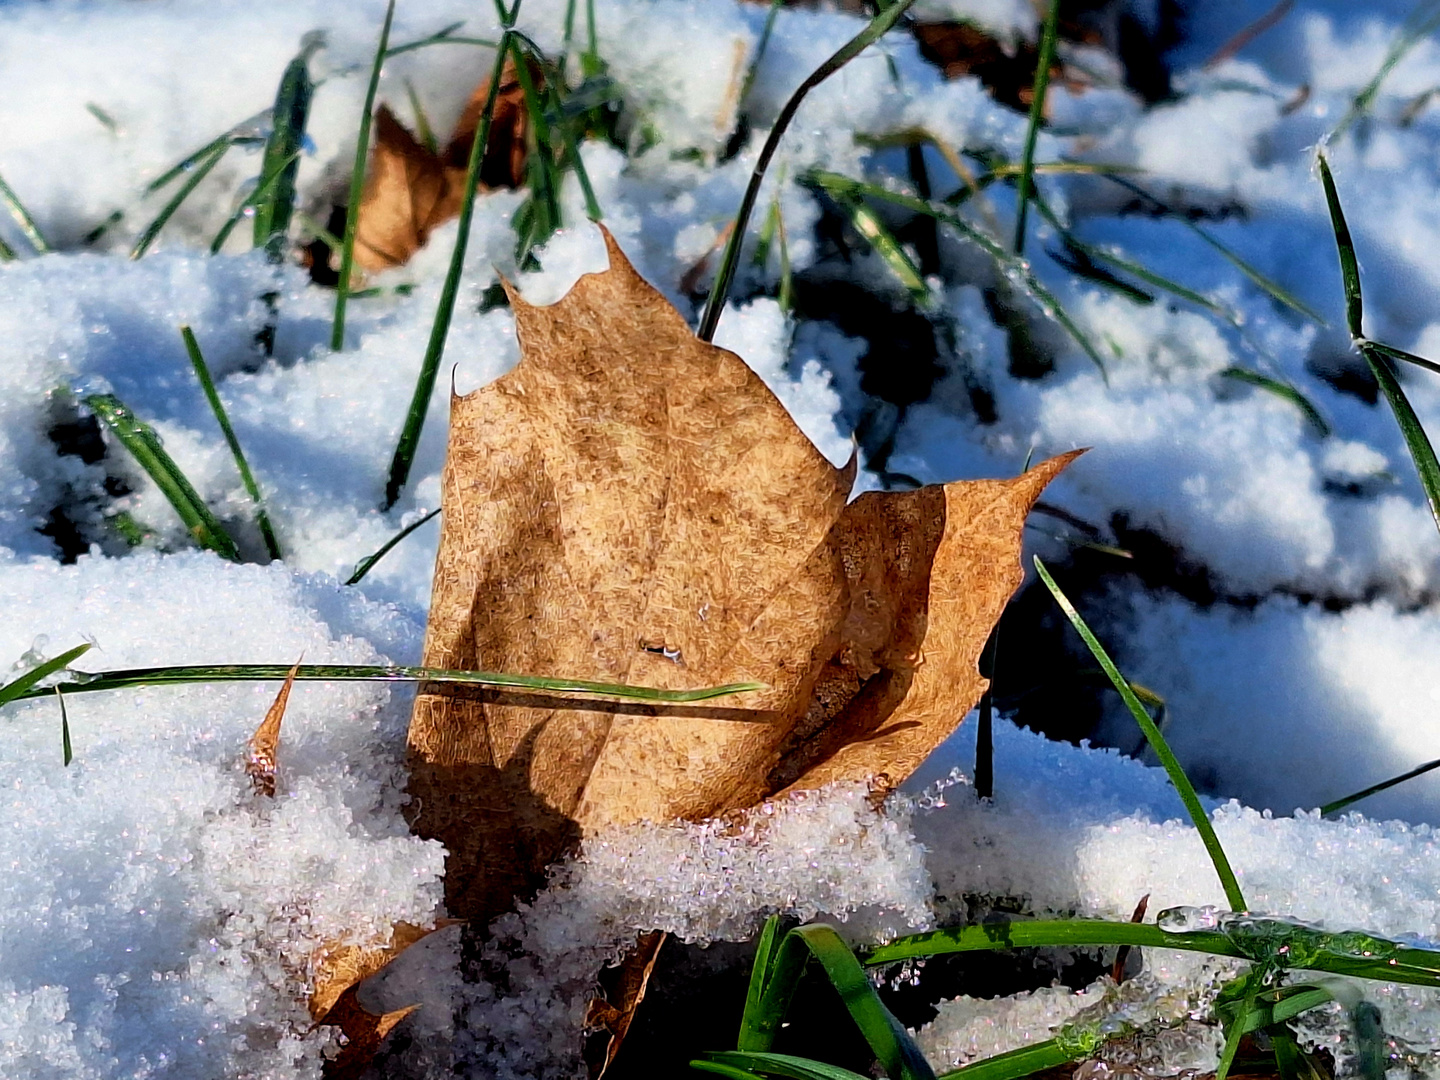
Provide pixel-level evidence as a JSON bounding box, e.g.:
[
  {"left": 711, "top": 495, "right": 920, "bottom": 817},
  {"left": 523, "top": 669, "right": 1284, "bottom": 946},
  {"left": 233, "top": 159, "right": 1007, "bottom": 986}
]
[
  {"left": 246, "top": 659, "right": 300, "bottom": 796},
  {"left": 352, "top": 61, "right": 530, "bottom": 273},
  {"left": 407, "top": 226, "right": 1080, "bottom": 931}
]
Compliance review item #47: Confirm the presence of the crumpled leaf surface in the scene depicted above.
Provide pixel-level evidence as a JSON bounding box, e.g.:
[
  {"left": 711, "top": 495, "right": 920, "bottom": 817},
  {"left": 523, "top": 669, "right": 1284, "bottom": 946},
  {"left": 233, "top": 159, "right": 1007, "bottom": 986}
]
[
  {"left": 353, "top": 61, "right": 528, "bottom": 272},
  {"left": 408, "top": 226, "right": 1078, "bottom": 929}
]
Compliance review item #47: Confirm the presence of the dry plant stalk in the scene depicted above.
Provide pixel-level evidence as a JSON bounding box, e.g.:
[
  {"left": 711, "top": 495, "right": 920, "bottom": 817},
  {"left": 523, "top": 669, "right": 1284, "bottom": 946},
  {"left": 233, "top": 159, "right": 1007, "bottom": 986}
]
[
  {"left": 408, "top": 226, "right": 1079, "bottom": 928},
  {"left": 245, "top": 659, "right": 300, "bottom": 797}
]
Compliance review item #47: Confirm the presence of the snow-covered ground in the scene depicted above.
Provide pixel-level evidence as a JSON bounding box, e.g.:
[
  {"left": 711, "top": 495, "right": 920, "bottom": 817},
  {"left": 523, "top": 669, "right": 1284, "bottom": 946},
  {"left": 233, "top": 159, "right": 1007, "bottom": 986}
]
[{"left": 7, "top": 0, "right": 1440, "bottom": 1076}]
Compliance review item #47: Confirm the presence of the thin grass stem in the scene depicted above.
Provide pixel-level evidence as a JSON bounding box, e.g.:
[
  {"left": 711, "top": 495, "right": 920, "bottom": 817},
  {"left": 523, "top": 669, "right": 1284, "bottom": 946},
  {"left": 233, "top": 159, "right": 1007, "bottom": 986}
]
[
  {"left": 180, "top": 326, "right": 281, "bottom": 560},
  {"left": 1333, "top": 1, "right": 1440, "bottom": 140},
  {"left": 130, "top": 140, "right": 231, "bottom": 259},
  {"left": 1013, "top": 0, "right": 1061, "bottom": 254},
  {"left": 346, "top": 507, "right": 440, "bottom": 585},
  {"left": 1219, "top": 367, "right": 1330, "bottom": 437},
  {"left": 332, "top": 0, "right": 397, "bottom": 352},
  {"left": 252, "top": 38, "right": 319, "bottom": 260},
  {"left": 209, "top": 150, "right": 302, "bottom": 255},
  {"left": 1320, "top": 756, "right": 1440, "bottom": 816},
  {"left": 57, "top": 687, "right": 72, "bottom": 767},
  {"left": 0, "top": 643, "right": 94, "bottom": 708},
  {"left": 701, "top": 1052, "right": 871, "bottom": 1080},
  {"left": 0, "top": 172, "right": 50, "bottom": 254}
]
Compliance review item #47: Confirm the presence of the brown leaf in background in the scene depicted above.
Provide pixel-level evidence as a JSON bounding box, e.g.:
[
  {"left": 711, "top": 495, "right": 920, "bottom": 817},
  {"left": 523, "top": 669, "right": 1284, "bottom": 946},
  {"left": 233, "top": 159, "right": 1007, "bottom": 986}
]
[
  {"left": 582, "top": 930, "right": 667, "bottom": 1080},
  {"left": 246, "top": 659, "right": 300, "bottom": 797},
  {"left": 351, "top": 61, "right": 530, "bottom": 273},
  {"left": 407, "top": 226, "right": 1078, "bottom": 933}
]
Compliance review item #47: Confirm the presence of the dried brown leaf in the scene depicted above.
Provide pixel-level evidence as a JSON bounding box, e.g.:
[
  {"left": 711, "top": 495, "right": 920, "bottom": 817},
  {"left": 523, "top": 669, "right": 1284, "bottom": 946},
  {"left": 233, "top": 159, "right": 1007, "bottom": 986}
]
[
  {"left": 407, "top": 227, "right": 1078, "bottom": 927},
  {"left": 582, "top": 930, "right": 667, "bottom": 1080},
  {"left": 246, "top": 659, "right": 300, "bottom": 797}
]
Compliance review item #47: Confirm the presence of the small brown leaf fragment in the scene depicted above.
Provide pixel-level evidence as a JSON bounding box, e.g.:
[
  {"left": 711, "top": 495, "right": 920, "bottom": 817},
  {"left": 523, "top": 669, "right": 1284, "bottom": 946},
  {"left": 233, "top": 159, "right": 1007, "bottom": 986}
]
[
  {"left": 407, "top": 227, "right": 1079, "bottom": 930},
  {"left": 246, "top": 660, "right": 300, "bottom": 797},
  {"left": 583, "top": 930, "right": 667, "bottom": 1080},
  {"left": 446, "top": 56, "right": 531, "bottom": 189}
]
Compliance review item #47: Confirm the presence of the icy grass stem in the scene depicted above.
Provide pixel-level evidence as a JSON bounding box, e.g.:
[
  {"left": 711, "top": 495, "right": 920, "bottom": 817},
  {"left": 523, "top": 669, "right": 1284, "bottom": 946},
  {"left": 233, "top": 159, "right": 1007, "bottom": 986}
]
[
  {"left": 181, "top": 326, "right": 282, "bottom": 560},
  {"left": 0, "top": 171, "right": 50, "bottom": 254},
  {"left": 86, "top": 393, "right": 243, "bottom": 562},
  {"left": 697, "top": 0, "right": 918, "bottom": 343},
  {"left": 1033, "top": 556, "right": 1247, "bottom": 912},
  {"left": 1012, "top": 0, "right": 1060, "bottom": 254},
  {"left": 383, "top": 3, "right": 523, "bottom": 509},
  {"left": 130, "top": 140, "right": 231, "bottom": 259},
  {"left": 1318, "top": 153, "right": 1440, "bottom": 538},
  {"left": 345, "top": 507, "right": 440, "bottom": 585},
  {"left": 5, "top": 662, "right": 762, "bottom": 706},
  {"left": 331, "top": 0, "right": 397, "bottom": 352}
]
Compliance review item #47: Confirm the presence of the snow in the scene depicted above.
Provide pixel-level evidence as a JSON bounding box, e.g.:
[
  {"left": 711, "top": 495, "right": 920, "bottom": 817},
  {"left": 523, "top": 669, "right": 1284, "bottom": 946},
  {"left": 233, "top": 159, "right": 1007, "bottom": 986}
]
[{"left": 5, "top": 0, "right": 1440, "bottom": 1074}]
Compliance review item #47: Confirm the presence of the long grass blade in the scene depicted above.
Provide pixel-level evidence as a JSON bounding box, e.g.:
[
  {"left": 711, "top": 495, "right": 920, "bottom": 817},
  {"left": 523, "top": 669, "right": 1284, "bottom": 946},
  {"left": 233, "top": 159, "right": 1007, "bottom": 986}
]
[
  {"left": 209, "top": 150, "right": 301, "bottom": 255},
  {"left": 345, "top": 507, "right": 440, "bottom": 585},
  {"left": 1220, "top": 367, "right": 1330, "bottom": 437},
  {"left": 937, "top": 1039, "right": 1081, "bottom": 1080},
  {"left": 739, "top": 914, "right": 784, "bottom": 1050},
  {"left": 828, "top": 191, "right": 932, "bottom": 308},
  {"left": 145, "top": 122, "right": 265, "bottom": 196},
  {"left": 0, "top": 172, "right": 50, "bottom": 254},
  {"left": 1215, "top": 975, "right": 1263, "bottom": 1080},
  {"left": 384, "top": 7, "right": 523, "bottom": 509},
  {"left": 1320, "top": 756, "right": 1440, "bottom": 816},
  {"left": 693, "top": 1061, "right": 771, "bottom": 1080},
  {"left": 386, "top": 22, "right": 498, "bottom": 57},
  {"left": 0, "top": 643, "right": 93, "bottom": 708},
  {"left": 130, "top": 140, "right": 231, "bottom": 259},
  {"left": 85, "top": 393, "right": 242, "bottom": 561},
  {"left": 1033, "top": 556, "right": 1246, "bottom": 911},
  {"left": 697, "top": 0, "right": 918, "bottom": 342},
  {"left": 0, "top": 232, "right": 16, "bottom": 261},
  {"left": 57, "top": 687, "right": 72, "bottom": 766},
  {"left": 253, "top": 38, "right": 319, "bottom": 260},
  {"left": 4, "top": 662, "right": 763, "bottom": 706},
  {"left": 181, "top": 326, "right": 281, "bottom": 560},
  {"left": 701, "top": 1052, "right": 872, "bottom": 1080},
  {"left": 332, "top": 0, "right": 397, "bottom": 352},
  {"left": 1013, "top": 0, "right": 1061, "bottom": 254},
  {"left": 1316, "top": 156, "right": 1362, "bottom": 338},
  {"left": 1366, "top": 339, "right": 1440, "bottom": 378},
  {"left": 509, "top": 36, "right": 564, "bottom": 257}
]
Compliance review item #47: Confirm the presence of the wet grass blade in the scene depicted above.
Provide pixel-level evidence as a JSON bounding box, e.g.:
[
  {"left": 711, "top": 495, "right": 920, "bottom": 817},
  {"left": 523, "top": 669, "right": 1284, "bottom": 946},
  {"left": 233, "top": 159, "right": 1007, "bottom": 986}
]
[
  {"left": 209, "top": 150, "right": 301, "bottom": 254},
  {"left": 332, "top": 0, "right": 397, "bottom": 352},
  {"left": 1220, "top": 367, "right": 1330, "bottom": 437},
  {"left": 345, "top": 507, "right": 440, "bottom": 585},
  {"left": 181, "top": 326, "right": 281, "bottom": 560},
  {"left": 701, "top": 1053, "right": 871, "bottom": 1080},
  {"left": 6, "top": 661, "right": 763, "bottom": 706},
  {"left": 0, "top": 171, "right": 51, "bottom": 254},
  {"left": 130, "top": 140, "right": 230, "bottom": 259},
  {"left": 698, "top": 0, "right": 918, "bottom": 342},
  {"left": 1318, "top": 153, "right": 1440, "bottom": 537},
  {"left": 1215, "top": 975, "right": 1263, "bottom": 1080},
  {"left": 86, "top": 393, "right": 242, "bottom": 561},
  {"left": 937, "top": 1039, "right": 1083, "bottom": 1080},
  {"left": 252, "top": 37, "right": 319, "bottom": 260},
  {"left": 1034, "top": 556, "right": 1246, "bottom": 912},
  {"left": 1013, "top": 0, "right": 1060, "bottom": 254},
  {"left": 1320, "top": 756, "right": 1440, "bottom": 816},
  {"left": 0, "top": 643, "right": 93, "bottom": 709},
  {"left": 384, "top": 6, "right": 524, "bottom": 509},
  {"left": 145, "top": 122, "right": 264, "bottom": 196}
]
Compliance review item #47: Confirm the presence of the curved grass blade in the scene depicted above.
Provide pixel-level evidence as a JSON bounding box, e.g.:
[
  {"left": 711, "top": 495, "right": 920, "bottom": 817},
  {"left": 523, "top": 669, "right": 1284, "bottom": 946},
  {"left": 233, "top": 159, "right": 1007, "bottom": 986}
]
[
  {"left": 85, "top": 393, "right": 242, "bottom": 561},
  {"left": 7, "top": 662, "right": 763, "bottom": 706},
  {"left": 827, "top": 189, "right": 932, "bottom": 308},
  {"left": 181, "top": 326, "right": 281, "bottom": 560},
  {"left": 0, "top": 643, "right": 93, "bottom": 708},
  {"left": 253, "top": 37, "right": 319, "bottom": 260},
  {"left": 145, "top": 121, "right": 264, "bottom": 197},
  {"left": 701, "top": 1052, "right": 871, "bottom": 1080},
  {"left": 0, "top": 232, "right": 15, "bottom": 261},
  {"left": 1034, "top": 556, "right": 1246, "bottom": 912},
  {"left": 0, "top": 171, "right": 51, "bottom": 254},
  {"left": 346, "top": 507, "right": 440, "bottom": 585},
  {"left": 384, "top": 5, "right": 524, "bottom": 509},
  {"left": 130, "top": 140, "right": 231, "bottom": 259},
  {"left": 1013, "top": 0, "right": 1061, "bottom": 254},
  {"left": 697, "top": 0, "right": 918, "bottom": 342},
  {"left": 331, "top": 0, "right": 397, "bottom": 352},
  {"left": 739, "top": 914, "right": 784, "bottom": 1050},
  {"left": 1320, "top": 756, "right": 1440, "bottom": 816},
  {"left": 209, "top": 150, "right": 301, "bottom": 254},
  {"left": 1317, "top": 156, "right": 1362, "bottom": 338},
  {"left": 386, "top": 22, "right": 498, "bottom": 57},
  {"left": 937, "top": 1038, "right": 1080, "bottom": 1080},
  {"left": 1220, "top": 367, "right": 1330, "bottom": 437},
  {"left": 694, "top": 1061, "right": 771, "bottom": 1080},
  {"left": 1366, "top": 340, "right": 1440, "bottom": 378}
]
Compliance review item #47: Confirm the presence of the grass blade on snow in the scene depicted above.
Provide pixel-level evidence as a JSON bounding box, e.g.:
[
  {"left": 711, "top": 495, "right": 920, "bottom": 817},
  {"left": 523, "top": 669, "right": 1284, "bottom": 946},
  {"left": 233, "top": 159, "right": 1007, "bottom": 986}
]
[
  {"left": 252, "top": 35, "right": 320, "bottom": 260},
  {"left": 209, "top": 150, "right": 301, "bottom": 255},
  {"left": 332, "top": 0, "right": 397, "bottom": 351},
  {"left": 130, "top": 140, "right": 231, "bottom": 259},
  {"left": 0, "top": 643, "right": 93, "bottom": 709},
  {"left": 1220, "top": 367, "right": 1330, "bottom": 437},
  {"left": 86, "top": 392, "right": 242, "bottom": 561},
  {"left": 0, "top": 171, "right": 51, "bottom": 254},
  {"left": 1320, "top": 756, "right": 1440, "bottom": 816},
  {"left": 1034, "top": 556, "right": 1246, "bottom": 912},
  {"left": 345, "top": 507, "right": 440, "bottom": 585},
  {"left": 181, "top": 326, "right": 281, "bottom": 560},
  {"left": 1012, "top": 0, "right": 1061, "bottom": 254},
  {"left": 699, "top": 1053, "right": 871, "bottom": 1080},
  {"left": 57, "top": 687, "right": 72, "bottom": 766}
]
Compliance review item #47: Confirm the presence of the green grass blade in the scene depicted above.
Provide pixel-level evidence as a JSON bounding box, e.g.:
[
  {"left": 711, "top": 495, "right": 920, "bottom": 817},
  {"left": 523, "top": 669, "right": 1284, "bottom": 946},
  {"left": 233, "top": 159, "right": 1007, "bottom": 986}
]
[
  {"left": 85, "top": 393, "right": 242, "bottom": 561},
  {"left": 252, "top": 38, "right": 318, "bottom": 260},
  {"left": 693, "top": 1061, "right": 771, "bottom": 1080},
  {"left": 383, "top": 11, "right": 522, "bottom": 509},
  {"left": 145, "top": 125, "right": 263, "bottom": 196},
  {"left": 345, "top": 507, "right": 440, "bottom": 585},
  {"left": 130, "top": 140, "right": 231, "bottom": 259},
  {"left": 1333, "top": 1, "right": 1440, "bottom": 140},
  {"left": 181, "top": 326, "right": 281, "bottom": 560},
  {"left": 1215, "top": 973, "right": 1264, "bottom": 1080},
  {"left": 1033, "top": 557, "right": 1246, "bottom": 912},
  {"left": 548, "top": 76, "right": 603, "bottom": 222},
  {"left": 702, "top": 1052, "right": 872, "bottom": 1080},
  {"left": 1317, "top": 155, "right": 1362, "bottom": 338},
  {"left": 406, "top": 79, "right": 440, "bottom": 155},
  {"left": 937, "top": 1038, "right": 1079, "bottom": 1080},
  {"left": 1219, "top": 367, "right": 1330, "bottom": 437},
  {"left": 1013, "top": 0, "right": 1060, "bottom": 254},
  {"left": 5, "top": 662, "right": 763, "bottom": 706},
  {"left": 82, "top": 209, "right": 125, "bottom": 248},
  {"left": 1352, "top": 1001, "right": 1387, "bottom": 1080},
  {"left": 386, "top": 22, "right": 499, "bottom": 57},
  {"left": 829, "top": 191, "right": 932, "bottom": 308},
  {"left": 739, "top": 0, "right": 785, "bottom": 116},
  {"left": 0, "top": 172, "right": 50, "bottom": 254},
  {"left": 1320, "top": 756, "right": 1440, "bottom": 816},
  {"left": 739, "top": 915, "right": 784, "bottom": 1049},
  {"left": 209, "top": 150, "right": 301, "bottom": 255},
  {"left": 0, "top": 643, "right": 94, "bottom": 708},
  {"left": 1366, "top": 339, "right": 1440, "bottom": 378},
  {"left": 331, "top": 0, "right": 397, "bottom": 352},
  {"left": 57, "top": 687, "right": 72, "bottom": 766},
  {"left": 697, "top": 0, "right": 918, "bottom": 342},
  {"left": 508, "top": 35, "right": 564, "bottom": 262},
  {"left": 0, "top": 232, "right": 16, "bottom": 261}
]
